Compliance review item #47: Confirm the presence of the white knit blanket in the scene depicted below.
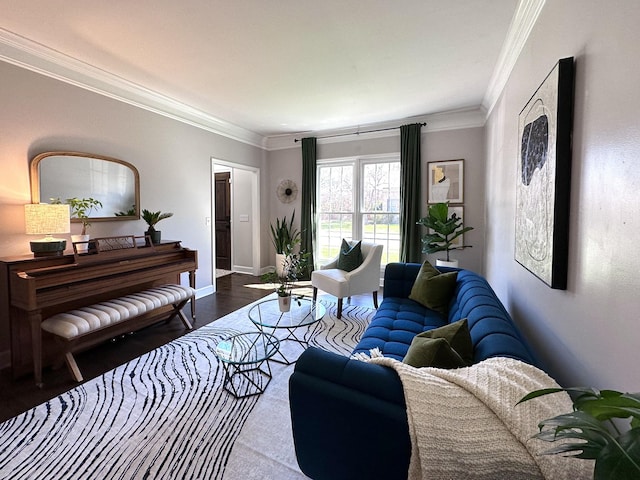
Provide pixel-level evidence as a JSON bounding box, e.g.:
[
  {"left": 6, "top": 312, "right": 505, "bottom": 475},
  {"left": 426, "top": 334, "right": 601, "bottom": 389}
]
[{"left": 366, "top": 356, "right": 593, "bottom": 480}]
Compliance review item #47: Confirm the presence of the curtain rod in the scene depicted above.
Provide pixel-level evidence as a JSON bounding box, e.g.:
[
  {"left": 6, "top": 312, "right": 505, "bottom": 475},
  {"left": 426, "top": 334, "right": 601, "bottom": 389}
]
[{"left": 294, "top": 122, "right": 426, "bottom": 143}]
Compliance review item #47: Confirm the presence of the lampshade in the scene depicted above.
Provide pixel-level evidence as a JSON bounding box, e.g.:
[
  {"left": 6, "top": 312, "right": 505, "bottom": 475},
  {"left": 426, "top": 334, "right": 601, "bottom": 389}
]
[{"left": 25, "top": 204, "right": 70, "bottom": 257}]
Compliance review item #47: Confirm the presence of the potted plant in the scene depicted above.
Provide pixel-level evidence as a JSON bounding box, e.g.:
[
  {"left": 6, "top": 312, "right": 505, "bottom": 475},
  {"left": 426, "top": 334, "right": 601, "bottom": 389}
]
[
  {"left": 142, "top": 209, "right": 173, "bottom": 245},
  {"left": 269, "top": 211, "right": 301, "bottom": 276},
  {"left": 416, "top": 202, "right": 473, "bottom": 267},
  {"left": 518, "top": 387, "right": 640, "bottom": 480},
  {"left": 261, "top": 248, "right": 310, "bottom": 312},
  {"left": 51, "top": 197, "right": 103, "bottom": 252}
]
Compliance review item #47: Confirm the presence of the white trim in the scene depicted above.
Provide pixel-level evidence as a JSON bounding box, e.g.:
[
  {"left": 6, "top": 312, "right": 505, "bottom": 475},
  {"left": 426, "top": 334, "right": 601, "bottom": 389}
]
[
  {"left": 0, "top": 28, "right": 264, "bottom": 148},
  {"left": 264, "top": 107, "right": 487, "bottom": 151},
  {"left": 482, "top": 0, "right": 546, "bottom": 117}
]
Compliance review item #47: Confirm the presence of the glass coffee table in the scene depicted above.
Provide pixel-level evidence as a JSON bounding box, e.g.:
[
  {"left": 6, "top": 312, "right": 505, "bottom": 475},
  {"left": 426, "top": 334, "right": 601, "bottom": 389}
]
[
  {"left": 248, "top": 296, "right": 326, "bottom": 365},
  {"left": 215, "top": 331, "right": 279, "bottom": 398}
]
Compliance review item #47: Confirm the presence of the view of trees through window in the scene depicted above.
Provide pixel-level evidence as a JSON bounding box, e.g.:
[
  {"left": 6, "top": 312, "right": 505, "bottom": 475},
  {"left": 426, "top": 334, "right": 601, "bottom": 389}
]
[{"left": 316, "top": 157, "right": 400, "bottom": 267}]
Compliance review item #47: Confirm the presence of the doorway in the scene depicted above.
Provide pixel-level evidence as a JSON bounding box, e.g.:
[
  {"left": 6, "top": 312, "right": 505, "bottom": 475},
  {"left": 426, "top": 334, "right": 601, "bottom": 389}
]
[
  {"left": 211, "top": 159, "right": 261, "bottom": 284},
  {"left": 214, "top": 171, "right": 231, "bottom": 270}
]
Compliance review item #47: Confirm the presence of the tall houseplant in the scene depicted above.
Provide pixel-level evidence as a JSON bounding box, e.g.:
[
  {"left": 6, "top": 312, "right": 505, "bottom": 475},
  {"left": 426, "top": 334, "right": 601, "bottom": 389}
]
[
  {"left": 142, "top": 209, "right": 173, "bottom": 245},
  {"left": 518, "top": 387, "right": 640, "bottom": 480},
  {"left": 417, "top": 202, "right": 473, "bottom": 267},
  {"left": 269, "top": 211, "right": 301, "bottom": 276}
]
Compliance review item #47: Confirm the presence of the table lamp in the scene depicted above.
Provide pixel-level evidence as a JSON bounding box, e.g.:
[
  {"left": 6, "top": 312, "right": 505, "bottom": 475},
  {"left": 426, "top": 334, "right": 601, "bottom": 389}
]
[{"left": 24, "top": 203, "right": 71, "bottom": 257}]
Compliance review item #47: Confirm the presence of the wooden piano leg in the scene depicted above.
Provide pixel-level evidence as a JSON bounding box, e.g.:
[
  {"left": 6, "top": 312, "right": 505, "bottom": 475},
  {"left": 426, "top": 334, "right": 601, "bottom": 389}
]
[
  {"left": 29, "top": 312, "right": 43, "bottom": 388},
  {"left": 189, "top": 269, "right": 197, "bottom": 320}
]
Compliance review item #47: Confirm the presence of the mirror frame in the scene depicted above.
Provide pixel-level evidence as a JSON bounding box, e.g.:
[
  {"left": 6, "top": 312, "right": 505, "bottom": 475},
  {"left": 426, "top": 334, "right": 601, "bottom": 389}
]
[{"left": 30, "top": 151, "right": 141, "bottom": 222}]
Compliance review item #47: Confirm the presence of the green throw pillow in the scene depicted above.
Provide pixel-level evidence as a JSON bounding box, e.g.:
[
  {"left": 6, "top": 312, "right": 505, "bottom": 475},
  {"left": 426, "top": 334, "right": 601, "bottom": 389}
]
[
  {"left": 408, "top": 260, "right": 458, "bottom": 315},
  {"left": 336, "top": 239, "right": 363, "bottom": 272},
  {"left": 403, "top": 319, "right": 474, "bottom": 368}
]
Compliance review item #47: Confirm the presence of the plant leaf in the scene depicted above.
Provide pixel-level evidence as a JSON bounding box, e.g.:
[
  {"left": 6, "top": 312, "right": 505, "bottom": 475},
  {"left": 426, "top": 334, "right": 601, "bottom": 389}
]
[{"left": 594, "top": 428, "right": 640, "bottom": 480}]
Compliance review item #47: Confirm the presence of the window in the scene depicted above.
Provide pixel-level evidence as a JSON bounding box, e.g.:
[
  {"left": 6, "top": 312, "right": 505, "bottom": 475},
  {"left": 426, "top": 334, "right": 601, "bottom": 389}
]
[{"left": 316, "top": 156, "right": 400, "bottom": 267}]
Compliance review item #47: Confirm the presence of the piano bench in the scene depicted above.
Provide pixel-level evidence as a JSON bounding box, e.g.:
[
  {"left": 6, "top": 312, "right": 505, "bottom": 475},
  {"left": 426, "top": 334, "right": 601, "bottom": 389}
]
[{"left": 40, "top": 284, "right": 196, "bottom": 384}]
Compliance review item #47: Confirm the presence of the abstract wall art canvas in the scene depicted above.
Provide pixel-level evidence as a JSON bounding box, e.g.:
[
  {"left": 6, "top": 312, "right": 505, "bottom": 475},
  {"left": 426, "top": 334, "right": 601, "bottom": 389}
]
[{"left": 515, "top": 57, "right": 574, "bottom": 289}]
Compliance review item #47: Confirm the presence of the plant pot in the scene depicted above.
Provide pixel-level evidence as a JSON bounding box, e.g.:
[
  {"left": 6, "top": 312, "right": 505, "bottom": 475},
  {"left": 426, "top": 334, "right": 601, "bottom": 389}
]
[
  {"left": 436, "top": 258, "right": 459, "bottom": 268},
  {"left": 275, "top": 253, "right": 286, "bottom": 277},
  {"left": 146, "top": 230, "right": 161, "bottom": 245},
  {"left": 71, "top": 234, "right": 90, "bottom": 253},
  {"left": 278, "top": 294, "right": 291, "bottom": 312}
]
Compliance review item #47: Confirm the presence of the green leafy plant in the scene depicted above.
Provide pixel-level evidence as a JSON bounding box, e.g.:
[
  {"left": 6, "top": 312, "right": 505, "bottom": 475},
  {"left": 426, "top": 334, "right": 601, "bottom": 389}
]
[
  {"left": 261, "top": 249, "right": 310, "bottom": 297},
  {"left": 416, "top": 202, "right": 473, "bottom": 262},
  {"left": 518, "top": 387, "right": 640, "bottom": 480},
  {"left": 141, "top": 209, "right": 173, "bottom": 232},
  {"left": 269, "top": 211, "right": 301, "bottom": 255},
  {"left": 51, "top": 197, "right": 103, "bottom": 235}
]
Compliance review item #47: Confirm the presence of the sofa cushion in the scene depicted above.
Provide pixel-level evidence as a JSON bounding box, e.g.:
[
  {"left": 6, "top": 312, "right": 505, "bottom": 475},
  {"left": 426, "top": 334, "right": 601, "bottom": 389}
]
[
  {"left": 408, "top": 260, "right": 458, "bottom": 315},
  {"left": 336, "top": 239, "right": 363, "bottom": 272},
  {"left": 352, "top": 297, "right": 447, "bottom": 361},
  {"left": 402, "top": 319, "right": 473, "bottom": 368}
]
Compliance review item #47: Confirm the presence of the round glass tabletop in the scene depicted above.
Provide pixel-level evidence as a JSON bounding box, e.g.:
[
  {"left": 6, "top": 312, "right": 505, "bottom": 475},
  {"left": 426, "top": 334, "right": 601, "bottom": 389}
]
[{"left": 248, "top": 296, "right": 326, "bottom": 329}]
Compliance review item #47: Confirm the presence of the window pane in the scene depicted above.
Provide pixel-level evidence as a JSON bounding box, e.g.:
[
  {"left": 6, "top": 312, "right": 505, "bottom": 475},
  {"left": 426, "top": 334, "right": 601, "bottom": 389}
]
[{"left": 317, "top": 164, "right": 354, "bottom": 265}]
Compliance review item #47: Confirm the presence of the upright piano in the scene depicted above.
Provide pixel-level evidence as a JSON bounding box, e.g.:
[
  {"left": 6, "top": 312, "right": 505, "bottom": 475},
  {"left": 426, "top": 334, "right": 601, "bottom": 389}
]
[{"left": 0, "top": 240, "right": 197, "bottom": 378}]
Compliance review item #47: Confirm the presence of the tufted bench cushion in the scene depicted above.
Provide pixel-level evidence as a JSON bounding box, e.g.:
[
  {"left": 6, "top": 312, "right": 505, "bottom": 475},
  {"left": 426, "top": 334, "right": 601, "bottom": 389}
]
[
  {"left": 42, "top": 284, "right": 195, "bottom": 339},
  {"left": 40, "top": 284, "right": 195, "bottom": 384}
]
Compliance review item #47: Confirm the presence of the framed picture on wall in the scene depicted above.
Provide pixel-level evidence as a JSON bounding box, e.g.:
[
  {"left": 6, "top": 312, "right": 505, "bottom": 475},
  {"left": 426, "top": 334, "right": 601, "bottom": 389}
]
[
  {"left": 515, "top": 57, "right": 574, "bottom": 290},
  {"left": 427, "top": 159, "right": 464, "bottom": 204}
]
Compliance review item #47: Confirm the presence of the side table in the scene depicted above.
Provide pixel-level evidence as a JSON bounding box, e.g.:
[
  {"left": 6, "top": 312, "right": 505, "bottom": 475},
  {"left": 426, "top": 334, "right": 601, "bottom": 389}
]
[{"left": 215, "top": 331, "right": 279, "bottom": 398}]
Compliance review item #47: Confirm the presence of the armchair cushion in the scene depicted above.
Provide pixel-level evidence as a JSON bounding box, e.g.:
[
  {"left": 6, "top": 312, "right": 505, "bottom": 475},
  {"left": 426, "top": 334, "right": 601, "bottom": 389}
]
[
  {"left": 336, "top": 239, "right": 363, "bottom": 272},
  {"left": 408, "top": 260, "right": 458, "bottom": 315}
]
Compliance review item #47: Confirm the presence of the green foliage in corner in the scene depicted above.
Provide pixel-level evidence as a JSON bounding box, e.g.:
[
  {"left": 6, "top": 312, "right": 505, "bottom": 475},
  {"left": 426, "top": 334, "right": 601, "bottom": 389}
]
[{"left": 518, "top": 387, "right": 640, "bottom": 480}]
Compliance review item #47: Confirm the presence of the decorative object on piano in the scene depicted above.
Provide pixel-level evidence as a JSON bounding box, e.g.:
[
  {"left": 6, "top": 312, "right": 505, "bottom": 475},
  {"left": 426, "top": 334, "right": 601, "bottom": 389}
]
[
  {"left": 261, "top": 248, "right": 310, "bottom": 312},
  {"left": 24, "top": 203, "right": 71, "bottom": 257},
  {"left": 52, "top": 197, "right": 103, "bottom": 253},
  {"left": 142, "top": 209, "right": 174, "bottom": 245}
]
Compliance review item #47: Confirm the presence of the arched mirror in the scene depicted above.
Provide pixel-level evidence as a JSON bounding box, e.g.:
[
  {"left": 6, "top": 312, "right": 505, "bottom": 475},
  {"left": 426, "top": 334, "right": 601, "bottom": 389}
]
[{"left": 30, "top": 151, "right": 140, "bottom": 221}]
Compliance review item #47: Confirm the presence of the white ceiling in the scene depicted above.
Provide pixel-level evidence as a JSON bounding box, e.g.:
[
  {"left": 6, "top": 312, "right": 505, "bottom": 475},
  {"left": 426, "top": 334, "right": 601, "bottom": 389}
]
[{"left": 0, "top": 0, "right": 536, "bottom": 145}]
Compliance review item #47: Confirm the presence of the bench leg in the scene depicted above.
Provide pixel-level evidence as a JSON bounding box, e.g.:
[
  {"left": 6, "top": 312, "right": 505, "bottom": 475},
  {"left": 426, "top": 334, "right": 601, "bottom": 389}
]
[{"left": 64, "top": 352, "right": 83, "bottom": 382}]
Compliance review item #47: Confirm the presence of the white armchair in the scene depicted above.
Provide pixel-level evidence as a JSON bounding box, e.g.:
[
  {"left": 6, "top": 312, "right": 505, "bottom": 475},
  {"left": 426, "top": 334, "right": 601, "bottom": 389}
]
[{"left": 311, "top": 241, "right": 383, "bottom": 318}]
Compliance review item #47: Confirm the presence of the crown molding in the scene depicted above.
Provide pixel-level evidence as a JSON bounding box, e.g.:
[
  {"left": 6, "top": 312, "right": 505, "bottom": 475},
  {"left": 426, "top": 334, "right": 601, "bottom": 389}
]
[
  {"left": 482, "top": 0, "right": 546, "bottom": 117},
  {"left": 264, "top": 107, "right": 487, "bottom": 151},
  {"left": 0, "top": 28, "right": 265, "bottom": 148}
]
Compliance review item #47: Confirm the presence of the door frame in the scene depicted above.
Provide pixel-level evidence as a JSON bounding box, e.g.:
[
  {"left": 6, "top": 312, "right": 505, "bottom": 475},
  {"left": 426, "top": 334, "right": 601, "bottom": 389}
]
[{"left": 211, "top": 158, "right": 261, "bottom": 284}]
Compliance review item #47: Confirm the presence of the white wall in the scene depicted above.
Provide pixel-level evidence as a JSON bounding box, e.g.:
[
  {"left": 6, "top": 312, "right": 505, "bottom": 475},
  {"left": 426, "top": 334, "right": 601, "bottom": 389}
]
[
  {"left": 484, "top": 0, "right": 640, "bottom": 390},
  {"left": 267, "top": 127, "right": 486, "bottom": 272}
]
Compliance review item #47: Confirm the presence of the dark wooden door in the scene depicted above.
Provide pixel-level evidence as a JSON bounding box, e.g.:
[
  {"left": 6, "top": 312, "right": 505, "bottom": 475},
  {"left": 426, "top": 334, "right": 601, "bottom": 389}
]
[{"left": 215, "top": 172, "right": 232, "bottom": 270}]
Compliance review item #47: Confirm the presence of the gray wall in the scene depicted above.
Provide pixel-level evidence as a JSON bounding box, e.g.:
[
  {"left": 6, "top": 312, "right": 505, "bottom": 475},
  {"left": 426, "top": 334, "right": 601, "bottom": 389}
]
[
  {"left": 267, "top": 127, "right": 486, "bottom": 273},
  {"left": 484, "top": 0, "right": 639, "bottom": 389},
  {"left": 0, "top": 60, "right": 265, "bottom": 294}
]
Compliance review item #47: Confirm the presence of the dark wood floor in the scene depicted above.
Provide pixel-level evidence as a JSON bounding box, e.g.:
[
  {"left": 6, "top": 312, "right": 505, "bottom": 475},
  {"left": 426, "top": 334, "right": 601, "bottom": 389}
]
[
  {"left": 0, "top": 273, "right": 380, "bottom": 423},
  {"left": 0, "top": 273, "right": 272, "bottom": 423}
]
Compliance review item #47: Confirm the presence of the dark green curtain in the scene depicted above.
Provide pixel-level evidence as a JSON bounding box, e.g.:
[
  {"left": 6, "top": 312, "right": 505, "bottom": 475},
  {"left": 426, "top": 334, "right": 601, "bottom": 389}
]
[
  {"left": 300, "top": 137, "right": 317, "bottom": 276},
  {"left": 400, "top": 123, "right": 422, "bottom": 263}
]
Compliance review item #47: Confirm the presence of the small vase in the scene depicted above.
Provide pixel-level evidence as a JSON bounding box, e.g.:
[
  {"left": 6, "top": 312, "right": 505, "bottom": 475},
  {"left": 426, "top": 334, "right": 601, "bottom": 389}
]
[
  {"left": 71, "top": 234, "right": 90, "bottom": 253},
  {"left": 146, "top": 230, "right": 161, "bottom": 245},
  {"left": 278, "top": 294, "right": 291, "bottom": 312}
]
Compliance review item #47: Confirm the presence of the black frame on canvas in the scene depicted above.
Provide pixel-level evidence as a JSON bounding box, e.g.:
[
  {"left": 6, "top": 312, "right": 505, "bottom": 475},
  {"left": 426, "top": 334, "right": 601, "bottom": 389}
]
[{"left": 515, "top": 57, "right": 574, "bottom": 290}]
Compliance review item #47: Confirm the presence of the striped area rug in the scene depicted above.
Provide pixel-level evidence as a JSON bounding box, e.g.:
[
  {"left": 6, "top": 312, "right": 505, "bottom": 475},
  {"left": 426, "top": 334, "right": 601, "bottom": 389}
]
[{"left": 0, "top": 297, "right": 374, "bottom": 480}]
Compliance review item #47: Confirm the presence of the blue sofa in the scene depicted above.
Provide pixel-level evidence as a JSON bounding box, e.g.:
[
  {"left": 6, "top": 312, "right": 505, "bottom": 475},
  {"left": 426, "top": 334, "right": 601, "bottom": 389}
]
[{"left": 289, "top": 262, "right": 540, "bottom": 480}]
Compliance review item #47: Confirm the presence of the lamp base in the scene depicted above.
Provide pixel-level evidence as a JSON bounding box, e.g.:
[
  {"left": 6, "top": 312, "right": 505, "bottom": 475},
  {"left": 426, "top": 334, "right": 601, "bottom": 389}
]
[{"left": 30, "top": 240, "right": 67, "bottom": 257}]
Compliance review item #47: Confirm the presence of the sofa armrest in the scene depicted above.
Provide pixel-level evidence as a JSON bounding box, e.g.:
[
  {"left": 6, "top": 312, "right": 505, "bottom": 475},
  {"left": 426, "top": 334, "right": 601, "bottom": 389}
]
[
  {"left": 382, "top": 262, "right": 422, "bottom": 298},
  {"left": 289, "top": 347, "right": 410, "bottom": 480}
]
